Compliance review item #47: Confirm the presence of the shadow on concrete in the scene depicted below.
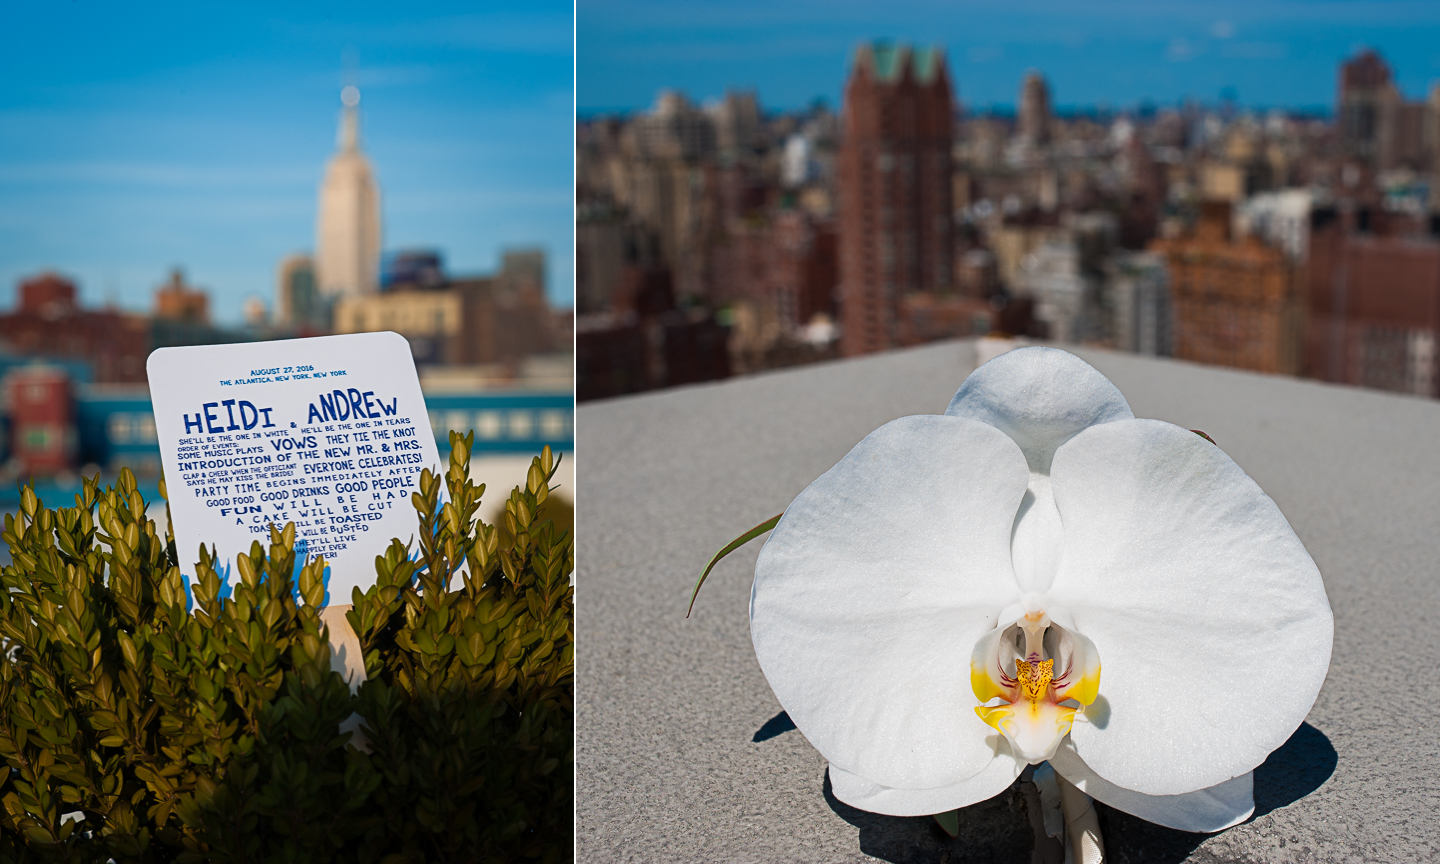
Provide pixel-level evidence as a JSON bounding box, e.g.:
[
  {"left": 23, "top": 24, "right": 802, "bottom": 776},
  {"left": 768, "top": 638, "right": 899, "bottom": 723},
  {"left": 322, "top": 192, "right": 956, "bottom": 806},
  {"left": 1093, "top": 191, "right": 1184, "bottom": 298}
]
[
  {"left": 823, "top": 772, "right": 1033, "bottom": 864},
  {"left": 1252, "top": 721, "right": 1336, "bottom": 819},
  {"left": 1098, "top": 722, "right": 1336, "bottom": 864},
  {"left": 753, "top": 710, "right": 797, "bottom": 742},
  {"left": 809, "top": 723, "right": 1334, "bottom": 864}
]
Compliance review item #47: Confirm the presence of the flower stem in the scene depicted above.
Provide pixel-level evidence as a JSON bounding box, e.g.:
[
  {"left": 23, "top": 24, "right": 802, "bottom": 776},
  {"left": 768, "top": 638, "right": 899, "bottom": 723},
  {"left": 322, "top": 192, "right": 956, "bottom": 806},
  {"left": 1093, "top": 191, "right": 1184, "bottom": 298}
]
[{"left": 1056, "top": 771, "right": 1105, "bottom": 864}]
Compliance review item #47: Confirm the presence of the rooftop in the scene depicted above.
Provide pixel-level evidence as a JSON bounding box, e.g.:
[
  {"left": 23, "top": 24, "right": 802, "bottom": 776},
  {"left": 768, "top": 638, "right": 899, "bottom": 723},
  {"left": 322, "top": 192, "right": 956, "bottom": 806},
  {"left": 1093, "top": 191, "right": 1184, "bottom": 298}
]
[
  {"left": 578, "top": 339, "right": 1440, "bottom": 862},
  {"left": 859, "top": 41, "right": 943, "bottom": 86}
]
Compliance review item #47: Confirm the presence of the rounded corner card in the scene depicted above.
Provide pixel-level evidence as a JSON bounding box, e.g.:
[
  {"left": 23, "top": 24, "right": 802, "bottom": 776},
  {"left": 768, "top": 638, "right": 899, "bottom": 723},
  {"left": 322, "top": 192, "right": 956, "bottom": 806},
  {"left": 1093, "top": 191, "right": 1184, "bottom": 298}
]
[{"left": 147, "top": 332, "right": 442, "bottom": 604}]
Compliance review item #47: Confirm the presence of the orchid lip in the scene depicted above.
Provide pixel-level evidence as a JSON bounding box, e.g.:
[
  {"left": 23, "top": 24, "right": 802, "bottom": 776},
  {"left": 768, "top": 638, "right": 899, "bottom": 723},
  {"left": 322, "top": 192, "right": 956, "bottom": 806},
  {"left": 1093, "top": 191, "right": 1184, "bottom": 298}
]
[{"left": 971, "top": 605, "right": 1102, "bottom": 764}]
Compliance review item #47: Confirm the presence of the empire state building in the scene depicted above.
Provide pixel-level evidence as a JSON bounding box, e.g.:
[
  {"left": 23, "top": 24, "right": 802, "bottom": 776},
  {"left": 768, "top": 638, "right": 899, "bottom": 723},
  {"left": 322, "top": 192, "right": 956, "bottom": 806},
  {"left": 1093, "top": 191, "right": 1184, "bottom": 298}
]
[{"left": 316, "top": 85, "right": 381, "bottom": 298}]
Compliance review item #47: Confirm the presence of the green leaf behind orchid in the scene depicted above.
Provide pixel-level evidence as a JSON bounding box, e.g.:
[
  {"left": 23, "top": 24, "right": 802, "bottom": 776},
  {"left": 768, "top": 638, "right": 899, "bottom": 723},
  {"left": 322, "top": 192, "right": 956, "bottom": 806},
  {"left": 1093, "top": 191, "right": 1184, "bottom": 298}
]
[{"left": 687, "top": 513, "right": 783, "bottom": 617}]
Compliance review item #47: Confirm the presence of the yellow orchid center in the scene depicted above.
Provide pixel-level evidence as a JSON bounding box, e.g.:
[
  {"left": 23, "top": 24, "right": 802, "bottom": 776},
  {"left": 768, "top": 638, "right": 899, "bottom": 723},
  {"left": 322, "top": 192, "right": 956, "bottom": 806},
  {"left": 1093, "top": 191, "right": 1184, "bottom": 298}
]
[
  {"left": 1017, "top": 657, "right": 1053, "bottom": 703},
  {"left": 970, "top": 608, "right": 1102, "bottom": 764}
]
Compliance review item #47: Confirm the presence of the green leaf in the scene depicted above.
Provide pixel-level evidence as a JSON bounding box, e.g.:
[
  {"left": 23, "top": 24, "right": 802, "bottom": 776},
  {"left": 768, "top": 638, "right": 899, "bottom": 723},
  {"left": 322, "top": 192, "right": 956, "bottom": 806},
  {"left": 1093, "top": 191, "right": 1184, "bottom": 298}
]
[
  {"left": 686, "top": 512, "right": 783, "bottom": 618},
  {"left": 933, "top": 809, "right": 960, "bottom": 838}
]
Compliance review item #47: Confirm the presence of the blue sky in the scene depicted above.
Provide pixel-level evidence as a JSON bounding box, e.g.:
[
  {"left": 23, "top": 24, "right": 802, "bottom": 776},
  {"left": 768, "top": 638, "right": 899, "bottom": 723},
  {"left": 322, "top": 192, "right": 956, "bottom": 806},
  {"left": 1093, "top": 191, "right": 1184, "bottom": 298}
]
[
  {"left": 579, "top": 0, "right": 1440, "bottom": 114},
  {"left": 0, "top": 2, "right": 575, "bottom": 323}
]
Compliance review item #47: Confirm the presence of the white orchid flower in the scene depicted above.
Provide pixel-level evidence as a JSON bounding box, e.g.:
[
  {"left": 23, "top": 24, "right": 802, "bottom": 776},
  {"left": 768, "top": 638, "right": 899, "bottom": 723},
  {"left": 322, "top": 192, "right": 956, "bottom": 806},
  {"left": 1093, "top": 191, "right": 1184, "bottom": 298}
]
[{"left": 749, "top": 347, "right": 1333, "bottom": 833}]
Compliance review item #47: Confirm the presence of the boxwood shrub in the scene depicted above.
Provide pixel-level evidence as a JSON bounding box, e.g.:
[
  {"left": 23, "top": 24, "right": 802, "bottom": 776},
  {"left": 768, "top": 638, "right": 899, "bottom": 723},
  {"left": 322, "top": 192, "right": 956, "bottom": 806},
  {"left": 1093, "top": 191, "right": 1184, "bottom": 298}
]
[{"left": 0, "top": 432, "right": 573, "bottom": 863}]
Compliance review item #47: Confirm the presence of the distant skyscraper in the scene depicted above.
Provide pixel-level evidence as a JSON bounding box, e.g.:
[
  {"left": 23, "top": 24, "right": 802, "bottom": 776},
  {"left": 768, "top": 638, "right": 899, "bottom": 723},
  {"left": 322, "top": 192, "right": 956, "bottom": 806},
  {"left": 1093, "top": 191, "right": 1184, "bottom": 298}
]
[
  {"left": 317, "top": 86, "right": 381, "bottom": 299},
  {"left": 1018, "top": 71, "right": 1051, "bottom": 145},
  {"left": 276, "top": 254, "right": 324, "bottom": 329},
  {"left": 708, "top": 90, "right": 762, "bottom": 158},
  {"left": 1337, "top": 50, "right": 1397, "bottom": 165},
  {"left": 633, "top": 91, "right": 716, "bottom": 161},
  {"left": 837, "top": 41, "right": 954, "bottom": 357}
]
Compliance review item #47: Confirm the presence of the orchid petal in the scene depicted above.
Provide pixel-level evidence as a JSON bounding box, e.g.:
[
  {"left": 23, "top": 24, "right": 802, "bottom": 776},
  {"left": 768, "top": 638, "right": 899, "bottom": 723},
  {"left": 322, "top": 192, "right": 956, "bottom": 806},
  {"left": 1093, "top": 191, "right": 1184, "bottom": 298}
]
[
  {"left": 1048, "top": 419, "right": 1333, "bottom": 796},
  {"left": 752, "top": 415, "right": 1029, "bottom": 790},
  {"left": 829, "top": 756, "right": 1024, "bottom": 818},
  {"left": 1051, "top": 742, "right": 1255, "bottom": 833},
  {"left": 946, "top": 347, "right": 1133, "bottom": 474}
]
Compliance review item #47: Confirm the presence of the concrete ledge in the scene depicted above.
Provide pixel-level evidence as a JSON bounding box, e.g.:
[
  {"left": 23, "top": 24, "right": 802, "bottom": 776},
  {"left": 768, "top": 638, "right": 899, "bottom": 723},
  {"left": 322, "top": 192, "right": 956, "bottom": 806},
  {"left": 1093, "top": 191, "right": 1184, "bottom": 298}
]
[{"left": 578, "top": 341, "right": 1440, "bottom": 862}]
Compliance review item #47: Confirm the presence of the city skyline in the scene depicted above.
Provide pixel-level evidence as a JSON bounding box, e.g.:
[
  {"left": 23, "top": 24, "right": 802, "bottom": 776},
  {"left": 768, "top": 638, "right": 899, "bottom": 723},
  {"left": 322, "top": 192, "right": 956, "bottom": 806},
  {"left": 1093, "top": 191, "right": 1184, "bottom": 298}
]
[
  {"left": 0, "top": 1, "right": 575, "bottom": 324},
  {"left": 577, "top": 31, "right": 1440, "bottom": 402},
  {"left": 579, "top": 0, "right": 1440, "bottom": 114}
]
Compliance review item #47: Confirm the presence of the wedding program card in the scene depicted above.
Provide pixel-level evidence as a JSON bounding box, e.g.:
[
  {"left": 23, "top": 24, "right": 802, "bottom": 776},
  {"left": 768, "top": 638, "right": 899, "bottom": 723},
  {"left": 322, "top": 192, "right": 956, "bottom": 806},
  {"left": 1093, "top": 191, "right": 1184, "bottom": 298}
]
[{"left": 147, "top": 331, "right": 442, "bottom": 604}]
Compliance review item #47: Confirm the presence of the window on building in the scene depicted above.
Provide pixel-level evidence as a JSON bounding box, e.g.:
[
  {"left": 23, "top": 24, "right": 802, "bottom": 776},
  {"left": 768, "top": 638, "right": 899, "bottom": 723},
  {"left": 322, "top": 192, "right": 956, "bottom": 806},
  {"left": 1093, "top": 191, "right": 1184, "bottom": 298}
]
[{"left": 24, "top": 426, "right": 53, "bottom": 452}]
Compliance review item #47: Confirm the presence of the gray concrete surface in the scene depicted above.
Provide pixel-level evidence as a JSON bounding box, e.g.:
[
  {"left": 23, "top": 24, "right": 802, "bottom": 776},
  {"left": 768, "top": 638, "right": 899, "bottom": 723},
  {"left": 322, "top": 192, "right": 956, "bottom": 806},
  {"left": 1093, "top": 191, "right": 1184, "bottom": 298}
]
[{"left": 577, "top": 340, "right": 1440, "bottom": 863}]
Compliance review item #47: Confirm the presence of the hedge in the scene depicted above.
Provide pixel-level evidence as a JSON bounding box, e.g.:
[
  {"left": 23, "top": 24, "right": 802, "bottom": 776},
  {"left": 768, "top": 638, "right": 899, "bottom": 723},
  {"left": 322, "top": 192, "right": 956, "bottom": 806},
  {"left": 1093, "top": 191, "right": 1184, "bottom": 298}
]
[{"left": 0, "top": 432, "right": 574, "bottom": 863}]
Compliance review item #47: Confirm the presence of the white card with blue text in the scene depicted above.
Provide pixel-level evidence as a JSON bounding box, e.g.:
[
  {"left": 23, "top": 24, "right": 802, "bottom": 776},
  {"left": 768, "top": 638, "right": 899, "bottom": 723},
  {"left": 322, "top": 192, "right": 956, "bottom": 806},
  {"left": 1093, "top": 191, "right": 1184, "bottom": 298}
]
[{"left": 147, "top": 331, "right": 442, "bottom": 605}]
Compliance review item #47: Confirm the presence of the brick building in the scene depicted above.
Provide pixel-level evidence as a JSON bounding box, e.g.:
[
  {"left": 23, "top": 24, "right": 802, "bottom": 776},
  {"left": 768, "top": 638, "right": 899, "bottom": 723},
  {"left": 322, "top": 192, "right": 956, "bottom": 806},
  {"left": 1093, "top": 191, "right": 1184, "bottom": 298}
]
[
  {"left": 576, "top": 310, "right": 730, "bottom": 401},
  {"left": 0, "top": 273, "right": 149, "bottom": 383},
  {"left": 1307, "top": 219, "right": 1440, "bottom": 397},
  {"left": 837, "top": 42, "right": 954, "bottom": 356},
  {"left": 1336, "top": 49, "right": 1433, "bottom": 171},
  {"left": 896, "top": 293, "right": 993, "bottom": 346},
  {"left": 708, "top": 208, "right": 836, "bottom": 328},
  {"left": 1152, "top": 201, "right": 1304, "bottom": 375},
  {"left": 769, "top": 209, "right": 838, "bottom": 329},
  {"left": 9, "top": 366, "right": 74, "bottom": 476},
  {"left": 153, "top": 269, "right": 209, "bottom": 323}
]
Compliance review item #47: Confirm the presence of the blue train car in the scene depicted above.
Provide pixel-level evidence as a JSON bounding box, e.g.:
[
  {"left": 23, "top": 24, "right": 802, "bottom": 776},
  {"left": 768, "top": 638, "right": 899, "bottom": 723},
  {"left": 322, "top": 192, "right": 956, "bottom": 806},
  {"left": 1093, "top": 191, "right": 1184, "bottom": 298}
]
[
  {"left": 74, "top": 386, "right": 573, "bottom": 472},
  {"left": 75, "top": 385, "right": 162, "bottom": 475},
  {"left": 423, "top": 391, "right": 575, "bottom": 457}
]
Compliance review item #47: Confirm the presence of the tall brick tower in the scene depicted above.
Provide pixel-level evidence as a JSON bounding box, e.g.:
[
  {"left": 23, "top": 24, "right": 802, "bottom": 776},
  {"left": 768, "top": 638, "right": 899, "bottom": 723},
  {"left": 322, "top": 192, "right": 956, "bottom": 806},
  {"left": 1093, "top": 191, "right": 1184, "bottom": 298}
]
[
  {"left": 1337, "top": 49, "right": 1397, "bottom": 165},
  {"left": 837, "top": 42, "right": 954, "bottom": 357}
]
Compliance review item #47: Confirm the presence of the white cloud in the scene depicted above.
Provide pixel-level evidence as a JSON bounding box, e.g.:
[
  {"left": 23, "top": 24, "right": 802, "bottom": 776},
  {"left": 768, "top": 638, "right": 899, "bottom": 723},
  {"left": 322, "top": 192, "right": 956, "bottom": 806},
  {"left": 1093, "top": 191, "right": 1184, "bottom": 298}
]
[{"left": 1167, "top": 37, "right": 1199, "bottom": 62}]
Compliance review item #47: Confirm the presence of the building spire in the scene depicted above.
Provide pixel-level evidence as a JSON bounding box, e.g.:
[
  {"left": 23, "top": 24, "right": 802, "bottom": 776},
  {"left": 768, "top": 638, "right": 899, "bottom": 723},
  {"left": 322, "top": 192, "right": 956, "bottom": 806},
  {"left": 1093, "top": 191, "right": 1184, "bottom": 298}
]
[
  {"left": 318, "top": 80, "right": 381, "bottom": 298},
  {"left": 338, "top": 85, "right": 361, "bottom": 152}
]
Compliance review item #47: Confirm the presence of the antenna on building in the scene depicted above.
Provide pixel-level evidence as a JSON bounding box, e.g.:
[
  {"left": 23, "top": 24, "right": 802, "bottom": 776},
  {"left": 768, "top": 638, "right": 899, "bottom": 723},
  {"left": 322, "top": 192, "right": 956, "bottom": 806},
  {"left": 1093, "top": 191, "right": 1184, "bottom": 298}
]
[
  {"left": 339, "top": 47, "right": 361, "bottom": 152},
  {"left": 338, "top": 85, "right": 361, "bottom": 152}
]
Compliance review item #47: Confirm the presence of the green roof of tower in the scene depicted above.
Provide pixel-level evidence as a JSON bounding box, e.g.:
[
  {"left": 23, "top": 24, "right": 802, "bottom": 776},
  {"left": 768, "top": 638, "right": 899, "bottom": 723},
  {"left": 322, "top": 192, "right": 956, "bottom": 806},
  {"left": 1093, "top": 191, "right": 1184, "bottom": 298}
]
[
  {"left": 911, "top": 46, "right": 939, "bottom": 83},
  {"left": 859, "top": 40, "right": 943, "bottom": 84},
  {"left": 871, "top": 41, "right": 901, "bottom": 81}
]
